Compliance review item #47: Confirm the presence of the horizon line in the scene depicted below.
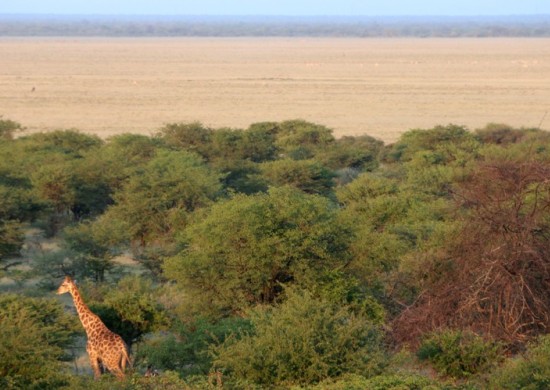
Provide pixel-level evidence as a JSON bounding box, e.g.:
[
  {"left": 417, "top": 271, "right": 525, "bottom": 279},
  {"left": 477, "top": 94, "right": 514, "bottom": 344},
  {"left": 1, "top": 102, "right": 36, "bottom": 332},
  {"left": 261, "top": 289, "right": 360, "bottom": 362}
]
[{"left": 2, "top": 13, "right": 550, "bottom": 18}]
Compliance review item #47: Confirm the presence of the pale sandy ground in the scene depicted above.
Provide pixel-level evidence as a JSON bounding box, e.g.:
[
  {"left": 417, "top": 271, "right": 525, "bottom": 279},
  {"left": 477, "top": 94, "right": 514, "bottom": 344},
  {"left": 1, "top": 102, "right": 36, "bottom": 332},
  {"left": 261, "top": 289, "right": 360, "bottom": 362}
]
[{"left": 1, "top": 37, "right": 549, "bottom": 143}]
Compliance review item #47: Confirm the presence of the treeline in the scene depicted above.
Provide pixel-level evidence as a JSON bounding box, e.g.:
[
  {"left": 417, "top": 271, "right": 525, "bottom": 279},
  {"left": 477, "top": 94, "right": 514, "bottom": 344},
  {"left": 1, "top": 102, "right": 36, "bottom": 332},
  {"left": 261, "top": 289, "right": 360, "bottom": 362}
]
[
  {"left": 1, "top": 117, "right": 550, "bottom": 389},
  {"left": 1, "top": 15, "right": 550, "bottom": 37}
]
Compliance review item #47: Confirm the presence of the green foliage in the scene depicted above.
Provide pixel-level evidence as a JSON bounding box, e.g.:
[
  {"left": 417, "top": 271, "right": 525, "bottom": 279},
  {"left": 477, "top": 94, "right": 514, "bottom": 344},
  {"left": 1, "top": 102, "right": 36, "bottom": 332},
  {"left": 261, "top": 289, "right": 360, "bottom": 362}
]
[
  {"left": 22, "top": 130, "right": 103, "bottom": 157},
  {"left": 0, "top": 294, "right": 79, "bottom": 389},
  {"left": 62, "top": 371, "right": 189, "bottom": 390},
  {"left": 389, "top": 125, "right": 480, "bottom": 197},
  {"left": 319, "top": 134, "right": 383, "bottom": 171},
  {"left": 0, "top": 117, "right": 24, "bottom": 140},
  {"left": 156, "top": 122, "right": 212, "bottom": 155},
  {"left": 270, "top": 119, "right": 335, "bottom": 160},
  {"left": 417, "top": 330, "right": 502, "bottom": 379},
  {"left": 1, "top": 130, "right": 107, "bottom": 233},
  {"left": 164, "top": 187, "right": 352, "bottom": 314},
  {"left": 2, "top": 120, "right": 549, "bottom": 389},
  {"left": 475, "top": 123, "right": 539, "bottom": 145},
  {"left": 103, "top": 149, "right": 223, "bottom": 274},
  {"left": 84, "top": 276, "right": 169, "bottom": 346},
  {"left": 241, "top": 123, "right": 279, "bottom": 162},
  {"left": 157, "top": 122, "right": 278, "bottom": 194},
  {"left": 261, "top": 159, "right": 336, "bottom": 196},
  {"left": 488, "top": 334, "right": 550, "bottom": 390},
  {"left": 305, "top": 373, "right": 442, "bottom": 390},
  {"left": 99, "top": 133, "right": 162, "bottom": 178},
  {"left": 32, "top": 220, "right": 121, "bottom": 284},
  {"left": 213, "top": 288, "right": 386, "bottom": 387},
  {"left": 68, "top": 156, "right": 115, "bottom": 218},
  {"left": 30, "top": 160, "right": 77, "bottom": 216},
  {"left": 105, "top": 149, "right": 222, "bottom": 243},
  {"left": 207, "top": 128, "right": 278, "bottom": 193},
  {"left": 0, "top": 220, "right": 24, "bottom": 262},
  {"left": 0, "top": 181, "right": 40, "bottom": 221},
  {"left": 217, "top": 160, "right": 268, "bottom": 194},
  {"left": 62, "top": 222, "right": 118, "bottom": 281},
  {"left": 385, "top": 124, "right": 478, "bottom": 163},
  {"left": 137, "top": 316, "right": 252, "bottom": 376},
  {"left": 337, "top": 171, "right": 456, "bottom": 312},
  {"left": 158, "top": 121, "right": 278, "bottom": 164}
]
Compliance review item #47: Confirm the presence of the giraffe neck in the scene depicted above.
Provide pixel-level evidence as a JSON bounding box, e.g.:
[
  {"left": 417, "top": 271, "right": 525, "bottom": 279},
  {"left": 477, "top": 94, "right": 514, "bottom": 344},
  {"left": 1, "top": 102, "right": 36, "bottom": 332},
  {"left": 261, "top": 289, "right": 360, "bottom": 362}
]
[{"left": 69, "top": 285, "right": 105, "bottom": 336}]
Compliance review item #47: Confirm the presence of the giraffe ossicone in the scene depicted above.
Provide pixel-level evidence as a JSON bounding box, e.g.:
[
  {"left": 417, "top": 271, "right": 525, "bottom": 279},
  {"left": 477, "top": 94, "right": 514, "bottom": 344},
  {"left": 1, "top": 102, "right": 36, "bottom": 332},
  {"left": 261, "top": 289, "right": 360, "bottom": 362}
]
[{"left": 57, "top": 275, "right": 131, "bottom": 379}]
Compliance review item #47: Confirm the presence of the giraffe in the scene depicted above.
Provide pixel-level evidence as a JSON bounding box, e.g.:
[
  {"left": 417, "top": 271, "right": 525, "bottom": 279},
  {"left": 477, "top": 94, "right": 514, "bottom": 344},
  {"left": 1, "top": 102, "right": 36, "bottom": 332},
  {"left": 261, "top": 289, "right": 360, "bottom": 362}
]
[{"left": 57, "top": 276, "right": 131, "bottom": 379}]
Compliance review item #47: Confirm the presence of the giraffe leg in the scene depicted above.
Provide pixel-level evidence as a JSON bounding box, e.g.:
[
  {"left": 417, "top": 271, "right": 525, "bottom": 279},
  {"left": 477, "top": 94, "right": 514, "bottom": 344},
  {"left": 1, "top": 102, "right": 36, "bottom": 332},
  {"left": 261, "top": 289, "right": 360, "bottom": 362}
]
[
  {"left": 87, "top": 343, "right": 102, "bottom": 379},
  {"left": 102, "top": 350, "right": 126, "bottom": 379}
]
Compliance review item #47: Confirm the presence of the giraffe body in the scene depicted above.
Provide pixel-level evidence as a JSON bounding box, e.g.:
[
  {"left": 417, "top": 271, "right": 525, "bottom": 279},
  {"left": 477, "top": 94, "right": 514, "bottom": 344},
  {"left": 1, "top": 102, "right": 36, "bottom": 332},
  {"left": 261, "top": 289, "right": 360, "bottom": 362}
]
[{"left": 57, "top": 276, "right": 131, "bottom": 379}]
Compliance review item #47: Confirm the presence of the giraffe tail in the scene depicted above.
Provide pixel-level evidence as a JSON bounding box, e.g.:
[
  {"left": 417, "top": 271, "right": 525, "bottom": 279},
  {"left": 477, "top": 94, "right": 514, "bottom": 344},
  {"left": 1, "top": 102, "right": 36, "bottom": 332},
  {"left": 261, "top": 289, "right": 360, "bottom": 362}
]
[{"left": 121, "top": 345, "right": 133, "bottom": 371}]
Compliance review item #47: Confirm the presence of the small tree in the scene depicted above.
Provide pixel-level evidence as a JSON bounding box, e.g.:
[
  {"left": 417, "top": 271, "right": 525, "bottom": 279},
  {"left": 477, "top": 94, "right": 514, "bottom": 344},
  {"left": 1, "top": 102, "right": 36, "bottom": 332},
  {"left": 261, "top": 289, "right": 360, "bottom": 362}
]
[
  {"left": 417, "top": 329, "right": 502, "bottom": 379},
  {"left": 489, "top": 334, "right": 550, "bottom": 389},
  {"left": 319, "top": 134, "right": 383, "bottom": 172},
  {"left": 0, "top": 117, "right": 24, "bottom": 140},
  {"left": 213, "top": 288, "right": 385, "bottom": 387},
  {"left": 260, "top": 159, "right": 336, "bottom": 197},
  {"left": 85, "top": 276, "right": 169, "bottom": 348},
  {"left": 103, "top": 149, "right": 223, "bottom": 275},
  {"left": 62, "top": 222, "right": 119, "bottom": 282},
  {"left": 0, "top": 294, "right": 79, "bottom": 389},
  {"left": 164, "top": 187, "right": 353, "bottom": 315},
  {"left": 136, "top": 316, "right": 251, "bottom": 377},
  {"left": 0, "top": 220, "right": 25, "bottom": 275},
  {"left": 155, "top": 122, "right": 212, "bottom": 156},
  {"left": 270, "top": 119, "right": 335, "bottom": 160}
]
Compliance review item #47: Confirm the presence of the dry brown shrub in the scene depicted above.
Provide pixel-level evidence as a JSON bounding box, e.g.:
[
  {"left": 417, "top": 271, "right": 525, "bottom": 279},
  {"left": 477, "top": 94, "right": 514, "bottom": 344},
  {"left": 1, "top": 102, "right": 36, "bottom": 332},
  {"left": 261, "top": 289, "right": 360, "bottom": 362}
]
[{"left": 393, "top": 158, "right": 550, "bottom": 348}]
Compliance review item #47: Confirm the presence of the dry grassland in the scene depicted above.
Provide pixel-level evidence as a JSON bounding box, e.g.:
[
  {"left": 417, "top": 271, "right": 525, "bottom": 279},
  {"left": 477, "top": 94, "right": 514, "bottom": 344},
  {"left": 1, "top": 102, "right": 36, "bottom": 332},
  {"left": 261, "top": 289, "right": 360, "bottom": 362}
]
[{"left": 1, "top": 37, "right": 549, "bottom": 143}]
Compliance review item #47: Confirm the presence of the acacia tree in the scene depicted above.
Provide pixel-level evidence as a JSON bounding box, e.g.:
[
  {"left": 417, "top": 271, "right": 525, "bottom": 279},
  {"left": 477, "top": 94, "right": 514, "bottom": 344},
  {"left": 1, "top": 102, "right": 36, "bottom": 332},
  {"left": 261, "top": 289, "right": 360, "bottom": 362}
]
[
  {"left": 0, "top": 220, "right": 24, "bottom": 275},
  {"left": 260, "top": 159, "right": 336, "bottom": 197},
  {"left": 213, "top": 288, "right": 385, "bottom": 388},
  {"left": 394, "top": 157, "right": 550, "bottom": 347},
  {"left": 82, "top": 276, "right": 169, "bottom": 348},
  {"left": 164, "top": 187, "right": 353, "bottom": 315},
  {"left": 103, "top": 149, "right": 223, "bottom": 275},
  {"left": 0, "top": 294, "right": 79, "bottom": 389},
  {"left": 0, "top": 117, "right": 24, "bottom": 140}
]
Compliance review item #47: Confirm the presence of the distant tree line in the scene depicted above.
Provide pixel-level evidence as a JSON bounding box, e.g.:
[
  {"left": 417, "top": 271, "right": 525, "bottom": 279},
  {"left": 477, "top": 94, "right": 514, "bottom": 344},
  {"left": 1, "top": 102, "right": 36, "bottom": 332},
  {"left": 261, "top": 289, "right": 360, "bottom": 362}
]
[{"left": 1, "top": 15, "right": 550, "bottom": 37}]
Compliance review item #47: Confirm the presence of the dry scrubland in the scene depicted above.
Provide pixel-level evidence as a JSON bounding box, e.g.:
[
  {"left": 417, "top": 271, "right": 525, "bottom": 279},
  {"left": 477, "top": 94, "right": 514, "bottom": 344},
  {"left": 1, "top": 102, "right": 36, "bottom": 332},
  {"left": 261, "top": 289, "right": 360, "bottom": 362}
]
[{"left": 1, "top": 37, "right": 549, "bottom": 143}]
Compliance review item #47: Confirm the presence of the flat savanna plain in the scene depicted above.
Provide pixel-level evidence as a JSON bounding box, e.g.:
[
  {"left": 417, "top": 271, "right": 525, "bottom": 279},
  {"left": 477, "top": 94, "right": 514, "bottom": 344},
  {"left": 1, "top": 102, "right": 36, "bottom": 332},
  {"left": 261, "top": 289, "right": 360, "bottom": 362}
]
[{"left": 1, "top": 37, "right": 549, "bottom": 143}]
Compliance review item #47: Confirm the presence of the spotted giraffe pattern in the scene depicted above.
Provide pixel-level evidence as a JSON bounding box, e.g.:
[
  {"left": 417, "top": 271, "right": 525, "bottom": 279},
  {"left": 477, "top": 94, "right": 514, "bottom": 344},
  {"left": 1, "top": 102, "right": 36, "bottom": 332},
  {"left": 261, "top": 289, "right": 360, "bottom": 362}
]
[{"left": 57, "top": 276, "right": 131, "bottom": 379}]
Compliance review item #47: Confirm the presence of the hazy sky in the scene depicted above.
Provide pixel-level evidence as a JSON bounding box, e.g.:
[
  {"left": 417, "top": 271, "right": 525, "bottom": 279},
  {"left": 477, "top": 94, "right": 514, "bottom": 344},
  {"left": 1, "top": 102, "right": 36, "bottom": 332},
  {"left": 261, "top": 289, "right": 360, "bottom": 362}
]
[{"left": 1, "top": 0, "right": 549, "bottom": 16}]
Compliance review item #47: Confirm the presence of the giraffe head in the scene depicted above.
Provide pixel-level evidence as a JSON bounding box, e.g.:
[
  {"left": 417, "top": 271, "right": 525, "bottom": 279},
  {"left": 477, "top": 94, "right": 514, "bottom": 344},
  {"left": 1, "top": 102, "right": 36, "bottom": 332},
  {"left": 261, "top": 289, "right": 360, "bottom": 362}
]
[{"left": 57, "top": 275, "right": 76, "bottom": 295}]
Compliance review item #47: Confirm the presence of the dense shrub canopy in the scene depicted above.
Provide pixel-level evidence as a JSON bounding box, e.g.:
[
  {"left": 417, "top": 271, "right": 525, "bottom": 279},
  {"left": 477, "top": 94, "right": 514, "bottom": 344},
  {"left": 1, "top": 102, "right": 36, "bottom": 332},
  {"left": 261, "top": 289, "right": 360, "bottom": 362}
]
[
  {"left": 1, "top": 119, "right": 550, "bottom": 389},
  {"left": 213, "top": 288, "right": 385, "bottom": 387},
  {"left": 164, "top": 186, "right": 353, "bottom": 315}
]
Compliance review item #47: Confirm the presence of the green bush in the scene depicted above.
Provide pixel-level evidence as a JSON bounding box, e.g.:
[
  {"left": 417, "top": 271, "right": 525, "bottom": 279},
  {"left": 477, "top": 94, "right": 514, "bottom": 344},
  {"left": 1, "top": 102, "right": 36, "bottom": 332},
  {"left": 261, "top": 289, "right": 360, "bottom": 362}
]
[
  {"left": 488, "top": 334, "right": 550, "bottom": 390},
  {"left": 319, "top": 134, "right": 383, "bottom": 171},
  {"left": 213, "top": 288, "right": 386, "bottom": 387},
  {"left": 0, "top": 294, "right": 79, "bottom": 389},
  {"left": 136, "top": 316, "right": 251, "bottom": 376},
  {"left": 384, "top": 124, "right": 476, "bottom": 163},
  {"left": 0, "top": 117, "right": 24, "bottom": 140},
  {"left": 362, "top": 373, "right": 442, "bottom": 390},
  {"left": 62, "top": 371, "right": 189, "bottom": 390},
  {"left": 474, "top": 123, "right": 536, "bottom": 145},
  {"left": 300, "top": 373, "right": 440, "bottom": 390},
  {"left": 260, "top": 159, "right": 336, "bottom": 197},
  {"left": 417, "top": 330, "right": 502, "bottom": 379},
  {"left": 164, "top": 187, "right": 353, "bottom": 314}
]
